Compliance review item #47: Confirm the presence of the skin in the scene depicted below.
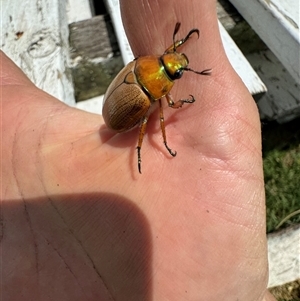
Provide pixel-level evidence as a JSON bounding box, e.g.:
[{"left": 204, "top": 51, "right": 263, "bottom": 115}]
[{"left": 1, "top": 0, "right": 276, "bottom": 300}]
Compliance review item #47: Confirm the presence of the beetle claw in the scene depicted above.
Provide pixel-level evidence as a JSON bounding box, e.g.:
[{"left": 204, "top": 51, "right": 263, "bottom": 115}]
[
  {"left": 170, "top": 150, "right": 177, "bottom": 157},
  {"left": 164, "top": 142, "right": 177, "bottom": 157},
  {"left": 183, "top": 95, "right": 196, "bottom": 104}
]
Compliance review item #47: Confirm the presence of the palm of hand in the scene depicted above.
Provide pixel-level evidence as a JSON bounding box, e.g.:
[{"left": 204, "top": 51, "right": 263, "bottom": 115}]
[{"left": 2, "top": 8, "right": 269, "bottom": 300}]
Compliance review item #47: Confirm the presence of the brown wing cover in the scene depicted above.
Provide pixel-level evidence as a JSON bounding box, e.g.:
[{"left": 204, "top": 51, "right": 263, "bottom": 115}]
[{"left": 103, "top": 61, "right": 151, "bottom": 132}]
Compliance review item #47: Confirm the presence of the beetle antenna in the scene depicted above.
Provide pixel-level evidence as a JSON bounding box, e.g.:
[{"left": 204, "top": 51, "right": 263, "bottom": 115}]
[
  {"left": 184, "top": 68, "right": 212, "bottom": 76},
  {"left": 173, "top": 22, "right": 181, "bottom": 51}
]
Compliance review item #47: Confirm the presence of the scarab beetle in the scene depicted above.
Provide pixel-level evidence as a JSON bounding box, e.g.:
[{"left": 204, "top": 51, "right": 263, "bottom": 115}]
[{"left": 102, "top": 22, "right": 211, "bottom": 173}]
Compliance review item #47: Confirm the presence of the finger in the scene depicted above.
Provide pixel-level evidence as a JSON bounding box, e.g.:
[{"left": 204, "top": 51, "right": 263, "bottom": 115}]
[{"left": 120, "top": 0, "right": 221, "bottom": 61}]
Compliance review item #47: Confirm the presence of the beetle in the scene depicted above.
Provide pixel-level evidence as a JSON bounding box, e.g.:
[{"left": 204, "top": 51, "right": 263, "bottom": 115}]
[{"left": 102, "top": 22, "right": 211, "bottom": 173}]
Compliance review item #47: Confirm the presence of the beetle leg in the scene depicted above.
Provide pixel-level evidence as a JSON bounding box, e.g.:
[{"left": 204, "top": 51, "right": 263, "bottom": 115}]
[
  {"left": 137, "top": 115, "right": 149, "bottom": 174},
  {"left": 166, "top": 93, "right": 195, "bottom": 109},
  {"left": 165, "top": 22, "right": 200, "bottom": 53},
  {"left": 159, "top": 99, "right": 177, "bottom": 157}
]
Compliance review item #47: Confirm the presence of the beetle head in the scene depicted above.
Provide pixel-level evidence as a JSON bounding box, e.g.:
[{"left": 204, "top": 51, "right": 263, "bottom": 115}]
[
  {"left": 162, "top": 23, "right": 212, "bottom": 80},
  {"left": 161, "top": 51, "right": 211, "bottom": 81},
  {"left": 161, "top": 52, "right": 189, "bottom": 80}
]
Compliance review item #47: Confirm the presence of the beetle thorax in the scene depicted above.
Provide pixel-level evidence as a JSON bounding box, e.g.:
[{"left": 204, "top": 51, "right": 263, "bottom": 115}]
[{"left": 161, "top": 52, "right": 189, "bottom": 80}]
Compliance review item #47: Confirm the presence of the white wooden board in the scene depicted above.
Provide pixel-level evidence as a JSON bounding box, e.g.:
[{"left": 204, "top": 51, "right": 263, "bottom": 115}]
[
  {"left": 229, "top": 0, "right": 300, "bottom": 84},
  {"left": 103, "top": 0, "right": 134, "bottom": 65},
  {"left": 66, "top": 0, "right": 93, "bottom": 23},
  {"left": 247, "top": 50, "right": 300, "bottom": 122},
  {"left": 1, "top": 0, "right": 75, "bottom": 105},
  {"left": 267, "top": 225, "right": 300, "bottom": 288},
  {"left": 218, "top": 21, "right": 267, "bottom": 95},
  {"left": 76, "top": 95, "right": 104, "bottom": 114}
]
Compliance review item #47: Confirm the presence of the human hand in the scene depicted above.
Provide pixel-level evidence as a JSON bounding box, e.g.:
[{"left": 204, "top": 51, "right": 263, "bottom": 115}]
[{"left": 2, "top": 0, "right": 275, "bottom": 300}]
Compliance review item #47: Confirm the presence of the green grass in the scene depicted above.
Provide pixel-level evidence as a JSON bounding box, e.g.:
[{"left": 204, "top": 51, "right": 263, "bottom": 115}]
[{"left": 262, "top": 117, "right": 300, "bottom": 233}]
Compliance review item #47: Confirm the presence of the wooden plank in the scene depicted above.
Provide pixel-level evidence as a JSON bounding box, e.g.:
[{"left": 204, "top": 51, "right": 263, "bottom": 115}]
[
  {"left": 69, "top": 15, "right": 123, "bottom": 101},
  {"left": 229, "top": 0, "right": 300, "bottom": 84},
  {"left": 103, "top": 0, "right": 134, "bottom": 65},
  {"left": 247, "top": 50, "right": 300, "bottom": 122},
  {"left": 76, "top": 95, "right": 104, "bottom": 114},
  {"left": 217, "top": 0, "right": 268, "bottom": 54},
  {"left": 218, "top": 21, "right": 267, "bottom": 96},
  {"left": 66, "top": 0, "right": 93, "bottom": 23},
  {"left": 267, "top": 225, "right": 300, "bottom": 288},
  {"left": 69, "top": 15, "right": 118, "bottom": 60},
  {"left": 1, "top": 0, "right": 75, "bottom": 105}
]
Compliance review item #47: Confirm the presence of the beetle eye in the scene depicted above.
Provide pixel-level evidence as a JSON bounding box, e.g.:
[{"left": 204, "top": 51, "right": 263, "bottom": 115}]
[{"left": 173, "top": 68, "right": 183, "bottom": 79}]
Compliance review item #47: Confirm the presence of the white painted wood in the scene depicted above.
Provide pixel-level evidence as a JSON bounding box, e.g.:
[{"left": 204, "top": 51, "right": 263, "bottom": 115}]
[
  {"left": 218, "top": 21, "right": 267, "bottom": 96},
  {"left": 267, "top": 225, "right": 300, "bottom": 288},
  {"left": 103, "top": 0, "right": 134, "bottom": 65},
  {"left": 247, "top": 50, "right": 300, "bottom": 122},
  {"left": 67, "top": 0, "right": 93, "bottom": 24},
  {"left": 229, "top": 0, "right": 300, "bottom": 84},
  {"left": 1, "top": 0, "right": 75, "bottom": 105},
  {"left": 76, "top": 95, "right": 104, "bottom": 114}
]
